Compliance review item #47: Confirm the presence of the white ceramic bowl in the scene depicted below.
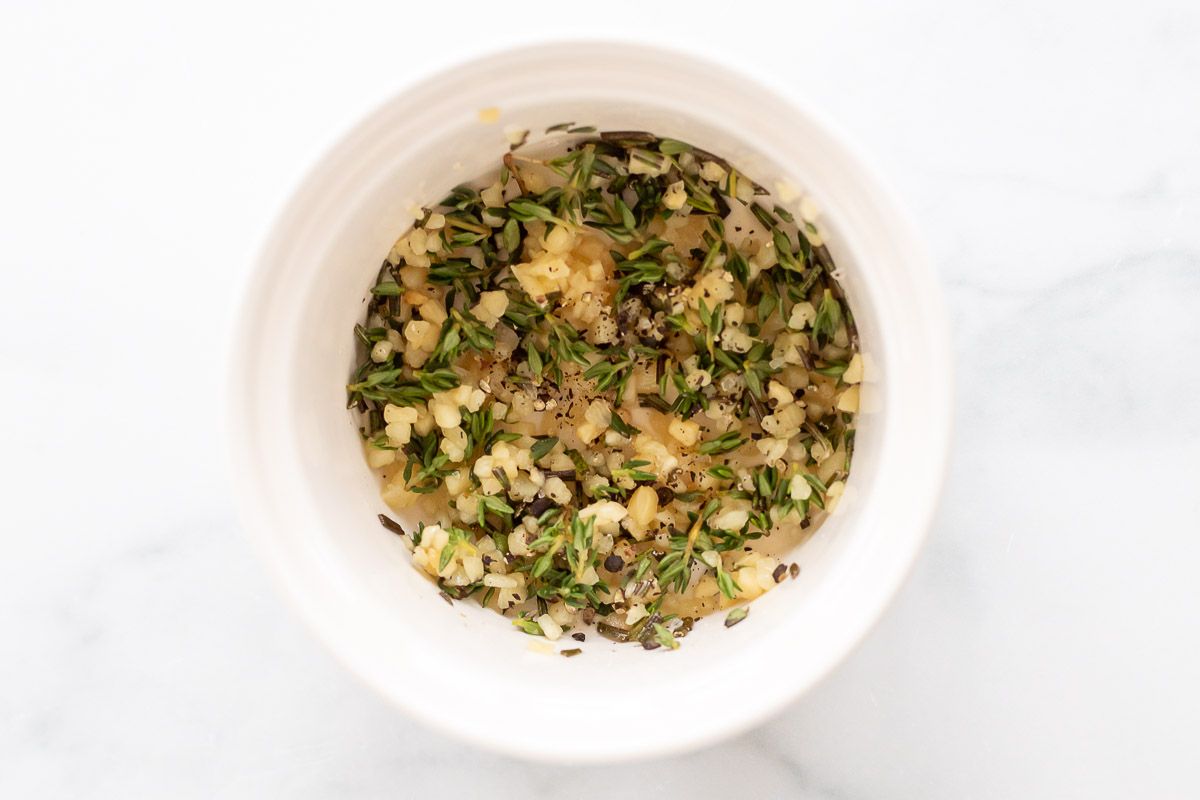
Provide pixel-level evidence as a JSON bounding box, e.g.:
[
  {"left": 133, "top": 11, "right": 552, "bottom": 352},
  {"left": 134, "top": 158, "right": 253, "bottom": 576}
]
[{"left": 228, "top": 42, "right": 952, "bottom": 763}]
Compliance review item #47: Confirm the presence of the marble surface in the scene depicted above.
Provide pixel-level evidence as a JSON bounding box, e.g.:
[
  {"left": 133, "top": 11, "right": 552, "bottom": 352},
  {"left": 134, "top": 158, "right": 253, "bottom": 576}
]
[{"left": 2, "top": 1, "right": 1198, "bottom": 796}]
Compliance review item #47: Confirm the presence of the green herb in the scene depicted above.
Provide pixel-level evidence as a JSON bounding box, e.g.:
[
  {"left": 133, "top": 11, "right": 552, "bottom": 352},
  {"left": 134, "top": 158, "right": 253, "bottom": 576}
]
[
  {"left": 438, "top": 528, "right": 468, "bottom": 571},
  {"left": 607, "top": 412, "right": 639, "bottom": 438},
  {"left": 813, "top": 362, "right": 847, "bottom": 378},
  {"left": 715, "top": 563, "right": 741, "bottom": 600},
  {"left": 507, "top": 199, "right": 557, "bottom": 223},
  {"left": 371, "top": 281, "right": 403, "bottom": 296},
  {"left": 530, "top": 436, "right": 559, "bottom": 461},
  {"left": 614, "top": 258, "right": 668, "bottom": 303},
  {"left": 698, "top": 431, "right": 746, "bottom": 456},
  {"left": 477, "top": 494, "right": 514, "bottom": 526},
  {"left": 652, "top": 623, "right": 679, "bottom": 650},
  {"left": 658, "top": 139, "right": 691, "bottom": 155},
  {"left": 812, "top": 288, "right": 844, "bottom": 344},
  {"left": 348, "top": 125, "right": 859, "bottom": 649},
  {"left": 512, "top": 615, "right": 544, "bottom": 636},
  {"left": 563, "top": 448, "right": 589, "bottom": 476},
  {"left": 613, "top": 459, "right": 656, "bottom": 483}
]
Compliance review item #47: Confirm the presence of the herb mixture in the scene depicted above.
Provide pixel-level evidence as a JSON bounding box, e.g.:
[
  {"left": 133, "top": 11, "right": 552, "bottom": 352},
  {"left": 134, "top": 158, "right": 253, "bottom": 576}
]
[{"left": 348, "top": 127, "right": 862, "bottom": 650}]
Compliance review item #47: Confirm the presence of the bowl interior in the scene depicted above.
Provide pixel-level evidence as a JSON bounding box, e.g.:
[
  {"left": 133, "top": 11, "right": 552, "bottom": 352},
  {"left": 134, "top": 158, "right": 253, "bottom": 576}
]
[{"left": 231, "top": 44, "right": 950, "bottom": 762}]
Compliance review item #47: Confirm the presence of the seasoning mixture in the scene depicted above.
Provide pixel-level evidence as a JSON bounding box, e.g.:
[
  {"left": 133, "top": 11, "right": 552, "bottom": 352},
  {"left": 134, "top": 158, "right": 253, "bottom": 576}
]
[{"left": 347, "top": 127, "right": 862, "bottom": 650}]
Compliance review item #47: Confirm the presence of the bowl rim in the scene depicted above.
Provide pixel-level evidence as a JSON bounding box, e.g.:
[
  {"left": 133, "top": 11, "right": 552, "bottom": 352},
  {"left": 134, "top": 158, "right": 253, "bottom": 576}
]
[{"left": 225, "top": 39, "right": 954, "bottom": 763}]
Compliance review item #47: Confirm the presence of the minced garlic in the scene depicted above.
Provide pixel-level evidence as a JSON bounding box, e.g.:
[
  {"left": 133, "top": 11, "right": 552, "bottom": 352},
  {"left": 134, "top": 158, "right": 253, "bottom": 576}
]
[{"left": 349, "top": 127, "right": 861, "bottom": 650}]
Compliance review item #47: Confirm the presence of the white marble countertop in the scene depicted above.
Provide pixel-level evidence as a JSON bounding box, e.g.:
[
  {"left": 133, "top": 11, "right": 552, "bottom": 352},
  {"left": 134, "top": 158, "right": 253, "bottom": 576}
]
[{"left": 3, "top": 1, "right": 1198, "bottom": 796}]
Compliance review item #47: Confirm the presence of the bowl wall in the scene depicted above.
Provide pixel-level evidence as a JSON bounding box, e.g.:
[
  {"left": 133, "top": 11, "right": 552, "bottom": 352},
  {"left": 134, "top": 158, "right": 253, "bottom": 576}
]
[{"left": 228, "top": 42, "right": 952, "bottom": 762}]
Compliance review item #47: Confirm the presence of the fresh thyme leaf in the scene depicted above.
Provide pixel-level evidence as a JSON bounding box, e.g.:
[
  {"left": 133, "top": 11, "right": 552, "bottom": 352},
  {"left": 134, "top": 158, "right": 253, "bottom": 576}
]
[
  {"left": 742, "top": 365, "right": 764, "bottom": 400},
  {"left": 812, "top": 288, "right": 844, "bottom": 344},
  {"left": 715, "top": 564, "right": 741, "bottom": 600},
  {"left": 637, "top": 392, "right": 671, "bottom": 413},
  {"left": 526, "top": 345, "right": 544, "bottom": 378},
  {"left": 658, "top": 138, "right": 691, "bottom": 155},
  {"left": 613, "top": 458, "right": 655, "bottom": 483},
  {"left": 513, "top": 616, "right": 544, "bottom": 636},
  {"left": 479, "top": 494, "right": 514, "bottom": 520},
  {"left": 726, "top": 250, "right": 749, "bottom": 287},
  {"left": 361, "top": 368, "right": 404, "bottom": 387},
  {"left": 614, "top": 258, "right": 668, "bottom": 304},
  {"left": 507, "top": 199, "right": 557, "bottom": 223},
  {"left": 813, "top": 362, "right": 848, "bottom": 378},
  {"left": 438, "top": 541, "right": 456, "bottom": 571},
  {"left": 371, "top": 281, "right": 403, "bottom": 296},
  {"left": 698, "top": 431, "right": 745, "bottom": 456},
  {"left": 615, "top": 197, "right": 637, "bottom": 230},
  {"left": 724, "top": 606, "right": 749, "bottom": 627},
  {"left": 607, "top": 412, "right": 639, "bottom": 438},
  {"left": 563, "top": 448, "right": 589, "bottom": 476},
  {"left": 652, "top": 623, "right": 679, "bottom": 650},
  {"left": 773, "top": 228, "right": 802, "bottom": 272},
  {"left": 502, "top": 217, "right": 520, "bottom": 254},
  {"left": 628, "top": 237, "right": 671, "bottom": 260},
  {"left": 530, "top": 436, "right": 559, "bottom": 461},
  {"left": 802, "top": 472, "right": 829, "bottom": 494}
]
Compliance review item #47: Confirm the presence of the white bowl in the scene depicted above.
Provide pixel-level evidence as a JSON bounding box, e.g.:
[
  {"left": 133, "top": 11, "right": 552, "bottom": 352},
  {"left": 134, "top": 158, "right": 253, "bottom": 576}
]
[{"left": 227, "top": 42, "right": 952, "bottom": 763}]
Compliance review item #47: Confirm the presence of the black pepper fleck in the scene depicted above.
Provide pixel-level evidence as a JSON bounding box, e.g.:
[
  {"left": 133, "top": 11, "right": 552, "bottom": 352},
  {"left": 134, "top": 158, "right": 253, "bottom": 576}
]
[{"left": 377, "top": 514, "right": 406, "bottom": 536}]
